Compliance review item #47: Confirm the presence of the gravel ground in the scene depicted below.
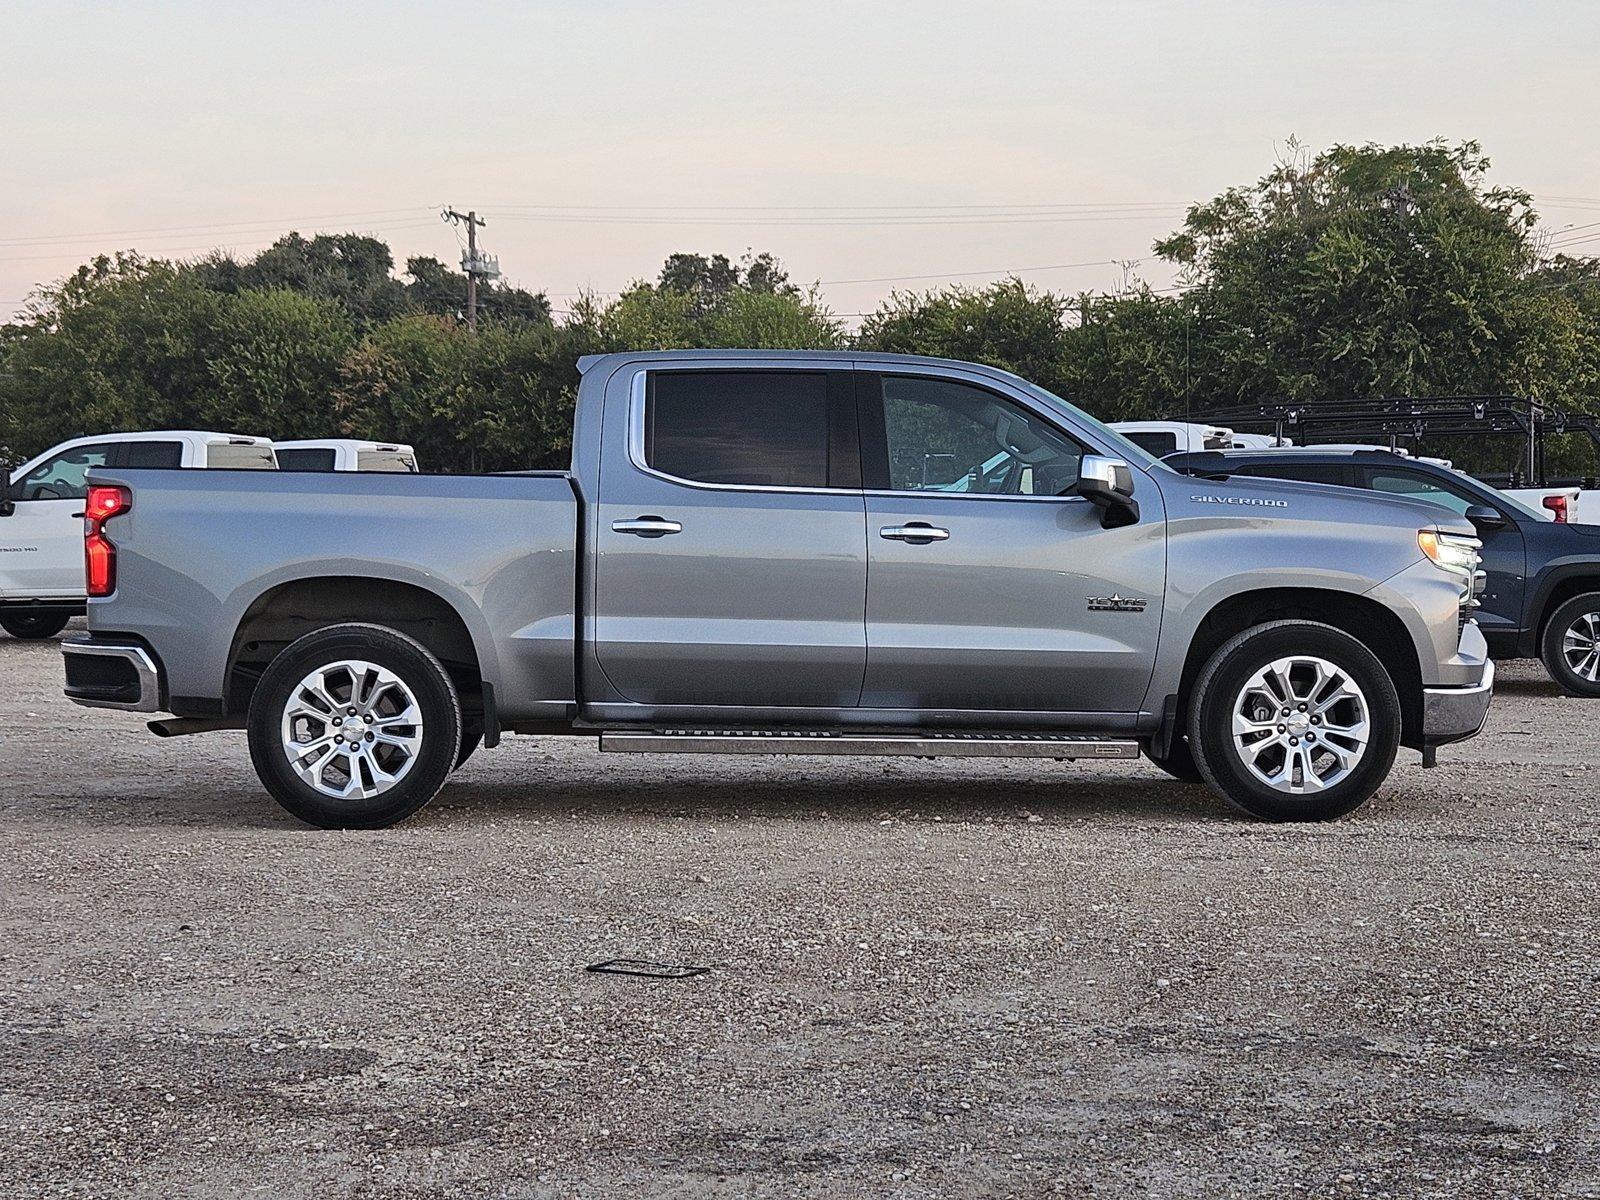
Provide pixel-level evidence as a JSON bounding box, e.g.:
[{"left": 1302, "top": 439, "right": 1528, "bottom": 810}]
[{"left": 2, "top": 624, "right": 1597, "bottom": 1198}]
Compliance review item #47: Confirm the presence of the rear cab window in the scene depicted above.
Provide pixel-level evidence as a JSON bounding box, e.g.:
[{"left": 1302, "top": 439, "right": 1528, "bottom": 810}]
[
  {"left": 206, "top": 441, "right": 277, "bottom": 470},
  {"left": 355, "top": 448, "right": 418, "bottom": 473}
]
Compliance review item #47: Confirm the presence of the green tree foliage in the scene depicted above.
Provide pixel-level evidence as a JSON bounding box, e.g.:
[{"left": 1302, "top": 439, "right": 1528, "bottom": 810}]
[
  {"left": 857, "top": 280, "right": 1074, "bottom": 391},
  {"left": 1155, "top": 139, "right": 1595, "bottom": 408}
]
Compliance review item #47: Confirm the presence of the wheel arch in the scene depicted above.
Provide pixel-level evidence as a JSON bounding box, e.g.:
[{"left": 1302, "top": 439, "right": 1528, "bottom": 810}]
[
  {"left": 1531, "top": 570, "right": 1600, "bottom": 648},
  {"left": 1175, "top": 588, "right": 1424, "bottom": 748},
  {"left": 225, "top": 575, "right": 490, "bottom": 720}
]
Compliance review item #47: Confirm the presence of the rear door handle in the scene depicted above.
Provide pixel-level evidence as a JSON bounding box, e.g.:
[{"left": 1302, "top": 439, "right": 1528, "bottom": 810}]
[
  {"left": 611, "top": 516, "right": 683, "bottom": 538},
  {"left": 880, "top": 523, "right": 950, "bottom": 544}
]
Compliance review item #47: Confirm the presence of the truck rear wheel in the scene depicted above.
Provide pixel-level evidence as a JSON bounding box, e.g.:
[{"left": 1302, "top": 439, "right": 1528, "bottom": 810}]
[
  {"left": 1, "top": 611, "right": 71, "bottom": 640},
  {"left": 1186, "top": 620, "right": 1400, "bottom": 822},
  {"left": 247, "top": 623, "right": 462, "bottom": 829},
  {"left": 1540, "top": 593, "right": 1600, "bottom": 697}
]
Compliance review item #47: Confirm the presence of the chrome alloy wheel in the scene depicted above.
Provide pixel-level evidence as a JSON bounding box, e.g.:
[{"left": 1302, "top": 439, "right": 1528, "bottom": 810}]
[
  {"left": 280, "top": 659, "right": 424, "bottom": 799},
  {"left": 1230, "top": 655, "right": 1370, "bottom": 794},
  {"left": 1563, "top": 612, "right": 1600, "bottom": 682}
]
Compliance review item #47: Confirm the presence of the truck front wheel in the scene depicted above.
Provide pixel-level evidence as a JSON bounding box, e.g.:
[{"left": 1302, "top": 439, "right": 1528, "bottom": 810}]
[
  {"left": 1186, "top": 621, "right": 1401, "bottom": 822},
  {"left": 1540, "top": 593, "right": 1600, "bottom": 697},
  {"left": 247, "top": 623, "right": 462, "bottom": 829}
]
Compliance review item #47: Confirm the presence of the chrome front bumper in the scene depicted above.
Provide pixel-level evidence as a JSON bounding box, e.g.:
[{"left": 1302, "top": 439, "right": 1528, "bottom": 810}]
[
  {"left": 61, "top": 636, "right": 163, "bottom": 712},
  {"left": 1422, "top": 657, "right": 1495, "bottom": 746}
]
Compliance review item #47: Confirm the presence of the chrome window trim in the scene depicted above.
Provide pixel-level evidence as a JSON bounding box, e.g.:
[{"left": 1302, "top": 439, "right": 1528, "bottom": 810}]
[{"left": 627, "top": 363, "right": 1101, "bottom": 506}]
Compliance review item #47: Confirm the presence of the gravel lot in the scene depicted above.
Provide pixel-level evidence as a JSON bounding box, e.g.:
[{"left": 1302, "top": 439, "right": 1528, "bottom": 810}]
[{"left": 2, "top": 624, "right": 1597, "bottom": 1198}]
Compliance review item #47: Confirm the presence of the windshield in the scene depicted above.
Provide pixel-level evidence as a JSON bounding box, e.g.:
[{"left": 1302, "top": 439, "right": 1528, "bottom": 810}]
[{"left": 1016, "top": 381, "right": 1170, "bottom": 473}]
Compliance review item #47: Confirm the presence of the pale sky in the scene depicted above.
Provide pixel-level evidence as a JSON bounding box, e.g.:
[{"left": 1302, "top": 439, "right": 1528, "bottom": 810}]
[{"left": 5, "top": 0, "right": 1599, "bottom": 326}]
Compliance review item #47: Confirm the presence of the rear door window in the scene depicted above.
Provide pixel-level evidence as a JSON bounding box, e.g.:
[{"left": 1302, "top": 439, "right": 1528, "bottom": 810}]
[
  {"left": 646, "top": 371, "right": 853, "bottom": 489},
  {"left": 118, "top": 441, "right": 184, "bottom": 469},
  {"left": 1124, "top": 430, "right": 1178, "bottom": 457},
  {"left": 275, "top": 448, "right": 338, "bottom": 472}
]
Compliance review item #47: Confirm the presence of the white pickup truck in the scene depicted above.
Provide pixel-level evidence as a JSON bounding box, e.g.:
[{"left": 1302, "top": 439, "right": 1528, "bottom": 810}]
[{"left": 1, "top": 431, "right": 275, "bottom": 638}]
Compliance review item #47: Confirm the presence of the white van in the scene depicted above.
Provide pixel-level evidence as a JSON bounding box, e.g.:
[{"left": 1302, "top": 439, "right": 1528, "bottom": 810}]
[
  {"left": 274, "top": 439, "right": 419, "bottom": 473},
  {"left": 1, "top": 431, "right": 276, "bottom": 638}
]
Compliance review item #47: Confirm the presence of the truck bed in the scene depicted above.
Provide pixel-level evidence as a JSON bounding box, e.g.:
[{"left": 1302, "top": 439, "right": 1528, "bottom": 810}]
[{"left": 84, "top": 467, "right": 580, "bottom": 721}]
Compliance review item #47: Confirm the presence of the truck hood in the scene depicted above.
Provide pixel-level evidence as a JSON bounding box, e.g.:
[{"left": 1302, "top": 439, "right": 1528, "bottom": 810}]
[{"left": 1154, "top": 468, "right": 1477, "bottom": 537}]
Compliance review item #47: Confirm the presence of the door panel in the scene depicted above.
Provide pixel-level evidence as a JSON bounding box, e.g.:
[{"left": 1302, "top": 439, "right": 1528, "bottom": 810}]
[
  {"left": 593, "top": 368, "right": 868, "bottom": 708},
  {"left": 863, "top": 494, "right": 1165, "bottom": 711},
  {"left": 857, "top": 372, "right": 1164, "bottom": 714}
]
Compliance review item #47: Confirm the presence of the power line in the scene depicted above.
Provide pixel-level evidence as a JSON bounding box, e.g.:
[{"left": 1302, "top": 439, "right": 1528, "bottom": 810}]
[
  {"left": 485, "top": 200, "right": 1184, "bottom": 212},
  {"left": 485, "top": 211, "right": 1183, "bottom": 228},
  {"left": 0, "top": 207, "right": 435, "bottom": 248},
  {"left": 0, "top": 219, "right": 442, "bottom": 264}
]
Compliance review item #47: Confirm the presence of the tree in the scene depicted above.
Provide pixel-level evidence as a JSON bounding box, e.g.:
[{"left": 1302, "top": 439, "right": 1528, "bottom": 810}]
[
  {"left": 1153, "top": 139, "right": 1586, "bottom": 408},
  {"left": 857, "top": 280, "right": 1074, "bottom": 393},
  {"left": 196, "top": 233, "right": 409, "bottom": 325}
]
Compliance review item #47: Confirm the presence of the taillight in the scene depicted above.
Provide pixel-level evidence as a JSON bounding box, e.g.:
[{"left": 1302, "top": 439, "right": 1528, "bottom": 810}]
[
  {"left": 84, "top": 485, "right": 130, "bottom": 597},
  {"left": 1543, "top": 494, "right": 1570, "bottom": 524}
]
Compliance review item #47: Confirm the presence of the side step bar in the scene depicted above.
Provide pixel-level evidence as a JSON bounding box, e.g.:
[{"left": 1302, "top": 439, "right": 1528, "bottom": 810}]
[{"left": 600, "top": 730, "right": 1141, "bottom": 759}]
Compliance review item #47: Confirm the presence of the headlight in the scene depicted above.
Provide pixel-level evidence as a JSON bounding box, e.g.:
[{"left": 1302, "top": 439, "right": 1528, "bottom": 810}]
[{"left": 1418, "top": 529, "right": 1481, "bottom": 574}]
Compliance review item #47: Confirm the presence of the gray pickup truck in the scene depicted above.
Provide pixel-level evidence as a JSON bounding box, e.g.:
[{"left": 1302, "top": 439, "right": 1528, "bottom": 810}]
[{"left": 63, "top": 351, "right": 1493, "bottom": 827}]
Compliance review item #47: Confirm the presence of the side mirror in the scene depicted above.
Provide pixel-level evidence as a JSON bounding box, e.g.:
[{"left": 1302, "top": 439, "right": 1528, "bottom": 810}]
[
  {"left": 1464, "top": 504, "right": 1507, "bottom": 534},
  {"left": 1079, "top": 455, "right": 1140, "bottom": 528},
  {"left": 0, "top": 467, "right": 15, "bottom": 518}
]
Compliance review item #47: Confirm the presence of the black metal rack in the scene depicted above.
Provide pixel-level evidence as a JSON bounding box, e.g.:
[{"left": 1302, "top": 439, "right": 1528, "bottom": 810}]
[{"left": 1195, "top": 395, "right": 1600, "bottom": 488}]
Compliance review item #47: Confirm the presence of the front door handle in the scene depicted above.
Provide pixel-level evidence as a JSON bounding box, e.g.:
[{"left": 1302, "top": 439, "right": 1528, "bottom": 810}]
[
  {"left": 611, "top": 516, "right": 683, "bottom": 538},
  {"left": 880, "top": 522, "right": 950, "bottom": 544}
]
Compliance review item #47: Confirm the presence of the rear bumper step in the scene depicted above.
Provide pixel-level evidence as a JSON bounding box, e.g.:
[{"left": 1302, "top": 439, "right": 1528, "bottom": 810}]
[{"left": 600, "top": 730, "right": 1141, "bottom": 759}]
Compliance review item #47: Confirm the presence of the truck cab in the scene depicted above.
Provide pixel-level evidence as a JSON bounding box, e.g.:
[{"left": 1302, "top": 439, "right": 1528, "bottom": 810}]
[{"left": 1, "top": 431, "right": 275, "bottom": 638}]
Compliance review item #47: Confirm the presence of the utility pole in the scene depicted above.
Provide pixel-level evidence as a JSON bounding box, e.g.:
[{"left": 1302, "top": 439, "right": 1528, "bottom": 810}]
[{"left": 442, "top": 208, "right": 500, "bottom": 331}]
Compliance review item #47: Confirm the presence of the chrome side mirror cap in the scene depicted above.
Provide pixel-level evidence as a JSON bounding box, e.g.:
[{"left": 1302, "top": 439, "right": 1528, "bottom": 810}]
[{"left": 1080, "top": 455, "right": 1140, "bottom": 528}]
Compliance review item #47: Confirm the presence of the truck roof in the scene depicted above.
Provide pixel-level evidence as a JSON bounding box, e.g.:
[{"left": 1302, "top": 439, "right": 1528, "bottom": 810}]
[{"left": 576, "top": 349, "right": 1023, "bottom": 376}]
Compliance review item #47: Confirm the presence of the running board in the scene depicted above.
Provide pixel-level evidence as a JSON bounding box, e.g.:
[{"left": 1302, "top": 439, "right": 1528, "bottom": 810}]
[{"left": 599, "top": 730, "right": 1141, "bottom": 759}]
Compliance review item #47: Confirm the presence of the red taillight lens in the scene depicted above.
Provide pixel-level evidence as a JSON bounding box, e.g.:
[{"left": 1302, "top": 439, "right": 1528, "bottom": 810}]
[
  {"left": 84, "top": 485, "right": 131, "bottom": 598},
  {"left": 1543, "top": 494, "right": 1569, "bottom": 524}
]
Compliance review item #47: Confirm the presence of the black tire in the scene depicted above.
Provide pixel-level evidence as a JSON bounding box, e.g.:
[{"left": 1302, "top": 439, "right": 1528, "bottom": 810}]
[
  {"left": 1540, "top": 593, "right": 1600, "bottom": 698},
  {"left": 1144, "top": 735, "right": 1204, "bottom": 784},
  {"left": 456, "top": 724, "right": 484, "bottom": 770},
  {"left": 247, "top": 623, "right": 461, "bottom": 829},
  {"left": 1, "top": 611, "right": 71, "bottom": 640},
  {"left": 1186, "top": 620, "right": 1401, "bottom": 822}
]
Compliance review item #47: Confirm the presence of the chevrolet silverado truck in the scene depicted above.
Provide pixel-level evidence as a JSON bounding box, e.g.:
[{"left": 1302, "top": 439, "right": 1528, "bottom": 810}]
[{"left": 61, "top": 351, "right": 1493, "bottom": 828}]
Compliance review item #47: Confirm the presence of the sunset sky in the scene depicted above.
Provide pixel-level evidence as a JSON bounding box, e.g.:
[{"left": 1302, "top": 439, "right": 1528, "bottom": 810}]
[{"left": 5, "top": 0, "right": 1599, "bottom": 325}]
